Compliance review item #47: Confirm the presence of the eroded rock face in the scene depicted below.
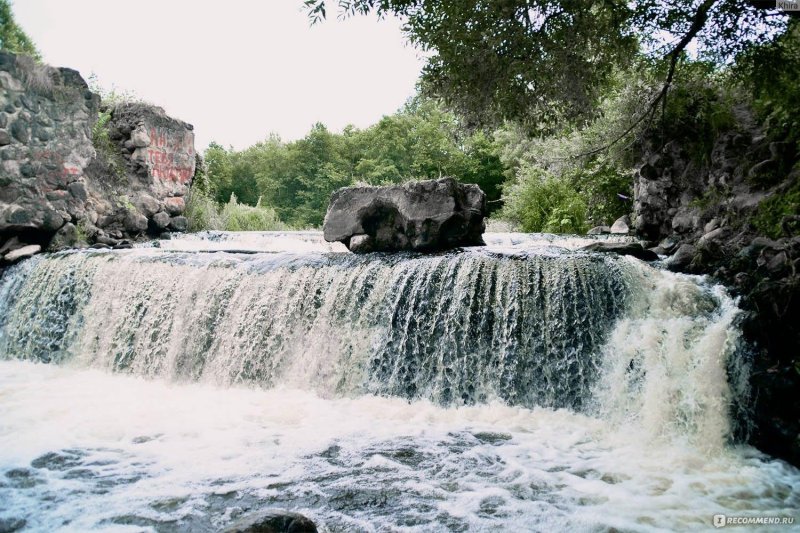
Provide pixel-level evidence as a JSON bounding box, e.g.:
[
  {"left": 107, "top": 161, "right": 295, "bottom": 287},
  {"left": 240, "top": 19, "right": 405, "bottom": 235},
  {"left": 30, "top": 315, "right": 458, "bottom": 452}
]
[
  {"left": 0, "top": 53, "right": 99, "bottom": 246},
  {"left": 631, "top": 110, "right": 800, "bottom": 467},
  {"left": 0, "top": 52, "right": 195, "bottom": 264},
  {"left": 323, "top": 178, "right": 486, "bottom": 253}
]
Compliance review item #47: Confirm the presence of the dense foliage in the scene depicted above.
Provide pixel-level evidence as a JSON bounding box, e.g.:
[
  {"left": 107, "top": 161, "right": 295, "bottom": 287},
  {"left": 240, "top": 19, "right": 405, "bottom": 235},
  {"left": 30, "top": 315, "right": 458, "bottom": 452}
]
[
  {"left": 199, "top": 98, "right": 506, "bottom": 228},
  {"left": 305, "top": 0, "right": 785, "bottom": 133},
  {"left": 0, "top": 0, "right": 39, "bottom": 59}
]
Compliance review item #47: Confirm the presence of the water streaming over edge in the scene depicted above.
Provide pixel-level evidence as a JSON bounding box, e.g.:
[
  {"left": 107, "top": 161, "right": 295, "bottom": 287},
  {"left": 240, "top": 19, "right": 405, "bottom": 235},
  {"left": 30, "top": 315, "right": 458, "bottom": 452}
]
[{"left": 0, "top": 231, "right": 797, "bottom": 532}]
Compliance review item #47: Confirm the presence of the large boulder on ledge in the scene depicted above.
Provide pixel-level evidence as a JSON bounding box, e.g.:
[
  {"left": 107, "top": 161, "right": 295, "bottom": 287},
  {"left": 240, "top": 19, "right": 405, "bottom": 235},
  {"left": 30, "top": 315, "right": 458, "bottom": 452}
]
[{"left": 323, "top": 178, "right": 486, "bottom": 253}]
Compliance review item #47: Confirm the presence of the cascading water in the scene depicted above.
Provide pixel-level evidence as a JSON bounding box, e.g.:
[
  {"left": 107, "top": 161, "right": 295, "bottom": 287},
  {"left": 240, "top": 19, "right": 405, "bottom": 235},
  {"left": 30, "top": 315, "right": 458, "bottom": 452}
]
[{"left": 0, "top": 232, "right": 797, "bottom": 532}]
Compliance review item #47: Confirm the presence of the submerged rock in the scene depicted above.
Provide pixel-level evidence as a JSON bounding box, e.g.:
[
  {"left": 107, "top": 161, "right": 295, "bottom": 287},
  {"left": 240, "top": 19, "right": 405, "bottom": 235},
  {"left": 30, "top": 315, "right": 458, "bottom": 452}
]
[
  {"left": 223, "top": 510, "right": 317, "bottom": 533},
  {"left": 580, "top": 241, "right": 658, "bottom": 261},
  {"left": 323, "top": 177, "right": 486, "bottom": 253}
]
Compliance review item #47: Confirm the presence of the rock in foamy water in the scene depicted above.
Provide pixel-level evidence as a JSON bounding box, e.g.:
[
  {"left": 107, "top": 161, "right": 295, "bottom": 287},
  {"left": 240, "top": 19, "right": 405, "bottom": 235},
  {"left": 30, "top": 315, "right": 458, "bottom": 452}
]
[
  {"left": 323, "top": 177, "right": 486, "bottom": 253},
  {"left": 223, "top": 509, "right": 317, "bottom": 533},
  {"left": 580, "top": 241, "right": 658, "bottom": 261}
]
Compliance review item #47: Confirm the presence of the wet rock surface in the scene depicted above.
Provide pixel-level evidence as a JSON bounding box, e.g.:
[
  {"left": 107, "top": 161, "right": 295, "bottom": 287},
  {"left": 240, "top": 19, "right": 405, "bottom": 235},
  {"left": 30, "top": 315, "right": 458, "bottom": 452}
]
[
  {"left": 631, "top": 110, "right": 800, "bottom": 466},
  {"left": 0, "top": 52, "right": 196, "bottom": 265},
  {"left": 222, "top": 510, "right": 318, "bottom": 533},
  {"left": 323, "top": 177, "right": 486, "bottom": 253},
  {"left": 580, "top": 241, "right": 658, "bottom": 262}
]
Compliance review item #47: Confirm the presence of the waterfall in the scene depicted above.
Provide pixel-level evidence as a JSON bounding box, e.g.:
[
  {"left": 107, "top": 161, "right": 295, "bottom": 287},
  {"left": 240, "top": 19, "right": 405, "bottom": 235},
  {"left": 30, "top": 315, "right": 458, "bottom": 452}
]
[
  {"left": 0, "top": 232, "right": 743, "bottom": 441},
  {"left": 1, "top": 232, "right": 796, "bottom": 533}
]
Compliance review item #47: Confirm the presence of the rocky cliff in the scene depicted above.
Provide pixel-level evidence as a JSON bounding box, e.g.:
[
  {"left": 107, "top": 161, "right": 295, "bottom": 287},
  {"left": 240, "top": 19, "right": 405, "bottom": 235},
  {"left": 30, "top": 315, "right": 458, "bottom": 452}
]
[
  {"left": 0, "top": 52, "right": 195, "bottom": 263},
  {"left": 633, "top": 107, "right": 799, "bottom": 465}
]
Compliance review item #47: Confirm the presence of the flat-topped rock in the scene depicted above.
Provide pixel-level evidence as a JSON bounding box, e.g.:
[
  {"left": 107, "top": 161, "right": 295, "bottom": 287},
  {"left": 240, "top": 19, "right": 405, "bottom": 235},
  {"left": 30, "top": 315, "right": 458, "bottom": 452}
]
[
  {"left": 580, "top": 241, "right": 658, "bottom": 261},
  {"left": 323, "top": 178, "right": 486, "bottom": 253}
]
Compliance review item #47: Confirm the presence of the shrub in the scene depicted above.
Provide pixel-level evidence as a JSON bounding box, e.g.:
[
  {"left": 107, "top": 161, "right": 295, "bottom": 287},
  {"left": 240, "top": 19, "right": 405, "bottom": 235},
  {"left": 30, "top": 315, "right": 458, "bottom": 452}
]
[
  {"left": 752, "top": 176, "right": 800, "bottom": 239},
  {"left": 501, "top": 165, "right": 588, "bottom": 234},
  {"left": 221, "top": 194, "right": 287, "bottom": 231},
  {"left": 184, "top": 189, "right": 224, "bottom": 232},
  {"left": 185, "top": 190, "right": 287, "bottom": 232},
  {"left": 91, "top": 109, "right": 127, "bottom": 184}
]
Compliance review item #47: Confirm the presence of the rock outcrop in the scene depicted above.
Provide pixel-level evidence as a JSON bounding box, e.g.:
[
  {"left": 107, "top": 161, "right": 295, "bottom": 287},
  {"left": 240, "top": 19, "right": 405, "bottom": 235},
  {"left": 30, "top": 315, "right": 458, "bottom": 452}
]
[
  {"left": 580, "top": 241, "right": 658, "bottom": 261},
  {"left": 0, "top": 52, "right": 195, "bottom": 264},
  {"left": 223, "top": 510, "right": 317, "bottom": 533},
  {"left": 323, "top": 177, "right": 486, "bottom": 253},
  {"left": 632, "top": 108, "right": 800, "bottom": 466}
]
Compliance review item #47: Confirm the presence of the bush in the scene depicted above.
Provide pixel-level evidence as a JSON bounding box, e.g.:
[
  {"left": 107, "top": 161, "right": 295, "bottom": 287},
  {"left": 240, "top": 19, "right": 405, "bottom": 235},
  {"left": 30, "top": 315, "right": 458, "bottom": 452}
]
[
  {"left": 752, "top": 176, "right": 800, "bottom": 239},
  {"left": 501, "top": 166, "right": 588, "bottom": 234},
  {"left": 90, "top": 109, "right": 127, "bottom": 184},
  {"left": 184, "top": 189, "right": 223, "bottom": 232},
  {"left": 185, "top": 190, "right": 287, "bottom": 232},
  {"left": 221, "top": 194, "right": 287, "bottom": 231}
]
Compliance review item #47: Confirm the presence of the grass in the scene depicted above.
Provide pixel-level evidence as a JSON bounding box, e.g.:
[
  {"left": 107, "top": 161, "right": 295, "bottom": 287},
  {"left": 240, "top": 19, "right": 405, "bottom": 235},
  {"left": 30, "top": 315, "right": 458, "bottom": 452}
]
[{"left": 185, "top": 190, "right": 288, "bottom": 232}]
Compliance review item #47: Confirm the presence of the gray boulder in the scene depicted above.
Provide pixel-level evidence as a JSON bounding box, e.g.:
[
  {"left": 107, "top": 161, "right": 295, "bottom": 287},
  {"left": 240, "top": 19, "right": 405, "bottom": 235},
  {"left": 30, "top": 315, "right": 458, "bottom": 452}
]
[
  {"left": 580, "top": 241, "right": 659, "bottom": 261},
  {"left": 3, "top": 244, "right": 41, "bottom": 263},
  {"left": 587, "top": 225, "right": 611, "bottom": 235},
  {"left": 667, "top": 243, "right": 697, "bottom": 272},
  {"left": 610, "top": 215, "right": 631, "bottom": 234},
  {"left": 323, "top": 178, "right": 486, "bottom": 253},
  {"left": 223, "top": 510, "right": 317, "bottom": 533}
]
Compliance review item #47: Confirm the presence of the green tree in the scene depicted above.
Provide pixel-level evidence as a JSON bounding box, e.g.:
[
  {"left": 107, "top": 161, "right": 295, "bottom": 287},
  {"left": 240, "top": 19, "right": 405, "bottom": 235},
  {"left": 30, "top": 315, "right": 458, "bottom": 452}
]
[
  {"left": 305, "top": 0, "right": 786, "bottom": 134},
  {"left": 204, "top": 142, "right": 234, "bottom": 203},
  {"left": 0, "top": 0, "right": 40, "bottom": 59},
  {"left": 201, "top": 97, "right": 509, "bottom": 228}
]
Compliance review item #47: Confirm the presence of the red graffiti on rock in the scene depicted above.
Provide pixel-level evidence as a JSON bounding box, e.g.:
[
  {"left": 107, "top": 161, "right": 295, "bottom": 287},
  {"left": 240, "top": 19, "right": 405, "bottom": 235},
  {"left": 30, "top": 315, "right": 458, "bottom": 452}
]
[{"left": 145, "top": 126, "right": 194, "bottom": 184}]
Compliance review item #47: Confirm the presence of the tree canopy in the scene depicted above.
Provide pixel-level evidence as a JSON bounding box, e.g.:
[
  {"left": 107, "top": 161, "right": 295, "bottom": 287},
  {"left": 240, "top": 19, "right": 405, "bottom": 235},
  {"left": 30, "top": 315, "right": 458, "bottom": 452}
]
[
  {"left": 0, "top": 0, "right": 40, "bottom": 59},
  {"left": 305, "top": 0, "right": 788, "bottom": 133},
  {"left": 198, "top": 98, "right": 507, "bottom": 228}
]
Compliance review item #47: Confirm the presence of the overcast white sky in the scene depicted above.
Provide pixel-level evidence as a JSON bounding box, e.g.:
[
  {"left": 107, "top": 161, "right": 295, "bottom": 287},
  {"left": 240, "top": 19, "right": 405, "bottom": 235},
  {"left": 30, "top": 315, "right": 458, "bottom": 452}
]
[{"left": 13, "top": 0, "right": 424, "bottom": 150}]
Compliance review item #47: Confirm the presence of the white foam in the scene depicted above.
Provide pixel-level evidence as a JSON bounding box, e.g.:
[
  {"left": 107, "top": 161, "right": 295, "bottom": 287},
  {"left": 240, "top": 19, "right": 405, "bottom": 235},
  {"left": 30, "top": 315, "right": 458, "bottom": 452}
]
[{"left": 0, "top": 361, "right": 797, "bottom": 532}]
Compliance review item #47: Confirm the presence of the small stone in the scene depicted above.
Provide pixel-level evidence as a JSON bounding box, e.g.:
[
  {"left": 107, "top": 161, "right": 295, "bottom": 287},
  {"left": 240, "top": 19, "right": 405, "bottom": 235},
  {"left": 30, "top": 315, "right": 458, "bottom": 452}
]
[
  {"left": 765, "top": 251, "right": 789, "bottom": 276},
  {"left": 164, "top": 196, "right": 186, "bottom": 215},
  {"left": 48, "top": 222, "right": 79, "bottom": 251},
  {"left": 68, "top": 182, "right": 88, "bottom": 202},
  {"left": 349, "top": 234, "right": 374, "bottom": 253},
  {"left": 698, "top": 227, "right": 728, "bottom": 247},
  {"left": 0, "top": 130, "right": 10, "bottom": 146},
  {"left": 124, "top": 212, "right": 148, "bottom": 233},
  {"left": 610, "top": 216, "right": 630, "bottom": 234},
  {"left": 587, "top": 225, "right": 611, "bottom": 235},
  {"left": 704, "top": 218, "right": 720, "bottom": 234},
  {"left": 131, "top": 127, "right": 150, "bottom": 147},
  {"left": 0, "top": 237, "right": 21, "bottom": 255},
  {"left": 137, "top": 194, "right": 160, "bottom": 216},
  {"left": 667, "top": 244, "right": 696, "bottom": 272},
  {"left": 0, "top": 517, "right": 26, "bottom": 533},
  {"left": 42, "top": 210, "right": 65, "bottom": 232},
  {"left": 10, "top": 118, "right": 29, "bottom": 143},
  {"left": 95, "top": 235, "right": 120, "bottom": 246},
  {"left": 151, "top": 211, "right": 170, "bottom": 229},
  {"left": 168, "top": 216, "right": 188, "bottom": 232},
  {"left": 3, "top": 244, "right": 41, "bottom": 263}
]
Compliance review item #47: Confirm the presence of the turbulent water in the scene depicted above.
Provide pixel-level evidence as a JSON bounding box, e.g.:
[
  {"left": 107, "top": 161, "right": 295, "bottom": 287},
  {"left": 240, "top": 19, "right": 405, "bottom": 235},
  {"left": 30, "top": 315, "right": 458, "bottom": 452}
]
[{"left": 0, "top": 232, "right": 797, "bottom": 532}]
